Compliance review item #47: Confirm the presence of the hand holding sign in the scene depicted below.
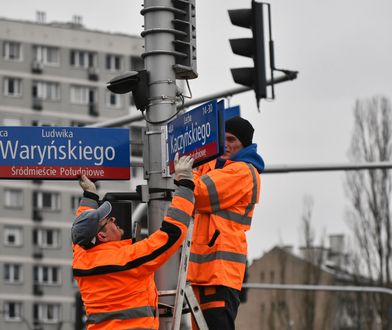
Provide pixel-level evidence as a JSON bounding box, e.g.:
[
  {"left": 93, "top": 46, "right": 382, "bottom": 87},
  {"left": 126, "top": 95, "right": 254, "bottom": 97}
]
[
  {"left": 174, "top": 153, "right": 194, "bottom": 181},
  {"left": 79, "top": 175, "right": 97, "bottom": 193}
]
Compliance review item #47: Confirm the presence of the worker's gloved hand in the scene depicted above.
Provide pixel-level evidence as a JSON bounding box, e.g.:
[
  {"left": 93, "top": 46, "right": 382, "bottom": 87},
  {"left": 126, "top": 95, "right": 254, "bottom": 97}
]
[
  {"left": 79, "top": 175, "right": 97, "bottom": 193},
  {"left": 174, "top": 153, "right": 194, "bottom": 181}
]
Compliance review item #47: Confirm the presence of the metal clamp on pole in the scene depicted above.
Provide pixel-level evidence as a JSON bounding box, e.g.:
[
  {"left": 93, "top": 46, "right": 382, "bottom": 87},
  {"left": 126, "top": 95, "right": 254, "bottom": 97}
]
[
  {"left": 161, "top": 126, "right": 171, "bottom": 178},
  {"left": 149, "top": 188, "right": 174, "bottom": 201},
  {"left": 143, "top": 128, "right": 165, "bottom": 179}
]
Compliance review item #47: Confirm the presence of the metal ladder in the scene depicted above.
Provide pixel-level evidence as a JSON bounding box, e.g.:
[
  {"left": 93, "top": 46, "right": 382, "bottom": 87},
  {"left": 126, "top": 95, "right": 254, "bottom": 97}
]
[{"left": 158, "top": 218, "right": 208, "bottom": 330}]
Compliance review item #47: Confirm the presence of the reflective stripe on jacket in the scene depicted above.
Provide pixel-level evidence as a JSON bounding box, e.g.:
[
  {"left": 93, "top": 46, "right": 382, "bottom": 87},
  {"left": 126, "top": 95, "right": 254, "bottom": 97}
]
[
  {"left": 72, "top": 186, "right": 194, "bottom": 330},
  {"left": 187, "top": 159, "right": 260, "bottom": 291}
]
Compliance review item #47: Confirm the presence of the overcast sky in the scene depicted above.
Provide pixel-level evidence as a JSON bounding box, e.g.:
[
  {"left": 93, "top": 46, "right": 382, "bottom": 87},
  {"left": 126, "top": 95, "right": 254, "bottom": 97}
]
[{"left": 2, "top": 0, "right": 392, "bottom": 262}]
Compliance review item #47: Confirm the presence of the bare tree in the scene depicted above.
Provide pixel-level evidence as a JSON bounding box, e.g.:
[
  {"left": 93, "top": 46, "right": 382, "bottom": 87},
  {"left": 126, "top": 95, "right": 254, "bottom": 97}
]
[
  {"left": 345, "top": 96, "right": 392, "bottom": 329},
  {"left": 297, "top": 195, "right": 331, "bottom": 330}
]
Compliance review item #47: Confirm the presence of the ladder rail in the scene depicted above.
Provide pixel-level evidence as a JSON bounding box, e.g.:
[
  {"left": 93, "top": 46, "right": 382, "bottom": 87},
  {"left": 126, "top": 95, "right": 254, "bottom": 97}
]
[
  {"left": 172, "top": 220, "right": 194, "bottom": 329},
  {"left": 168, "top": 217, "right": 209, "bottom": 330}
]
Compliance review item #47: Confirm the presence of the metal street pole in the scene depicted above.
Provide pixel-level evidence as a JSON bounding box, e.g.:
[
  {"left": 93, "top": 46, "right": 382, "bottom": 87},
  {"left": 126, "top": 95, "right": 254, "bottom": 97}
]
[
  {"left": 141, "top": 1, "right": 179, "bottom": 329},
  {"left": 242, "top": 283, "right": 392, "bottom": 296},
  {"left": 264, "top": 162, "right": 392, "bottom": 173}
]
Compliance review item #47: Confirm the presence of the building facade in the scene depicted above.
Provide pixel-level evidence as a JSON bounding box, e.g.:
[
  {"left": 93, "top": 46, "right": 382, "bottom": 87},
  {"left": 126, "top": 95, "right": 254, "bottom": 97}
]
[
  {"left": 236, "top": 239, "right": 381, "bottom": 330},
  {"left": 0, "top": 15, "right": 145, "bottom": 330}
]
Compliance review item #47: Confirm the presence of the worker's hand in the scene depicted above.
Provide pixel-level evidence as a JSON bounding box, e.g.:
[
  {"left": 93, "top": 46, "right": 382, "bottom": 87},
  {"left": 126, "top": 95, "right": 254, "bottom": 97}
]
[
  {"left": 79, "top": 175, "right": 97, "bottom": 193},
  {"left": 174, "top": 153, "right": 194, "bottom": 181}
]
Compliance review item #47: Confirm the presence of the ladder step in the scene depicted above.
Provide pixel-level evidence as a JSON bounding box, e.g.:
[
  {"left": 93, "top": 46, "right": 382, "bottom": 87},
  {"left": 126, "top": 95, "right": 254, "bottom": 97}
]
[{"left": 158, "top": 289, "right": 177, "bottom": 297}]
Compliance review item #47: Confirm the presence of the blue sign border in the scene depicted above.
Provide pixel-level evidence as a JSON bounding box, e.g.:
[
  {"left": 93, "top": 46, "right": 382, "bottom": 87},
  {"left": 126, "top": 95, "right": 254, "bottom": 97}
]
[{"left": 0, "top": 126, "right": 130, "bottom": 180}]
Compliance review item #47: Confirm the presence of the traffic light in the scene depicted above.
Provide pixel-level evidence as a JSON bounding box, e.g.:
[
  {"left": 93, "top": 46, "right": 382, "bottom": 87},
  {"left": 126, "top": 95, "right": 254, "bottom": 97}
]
[
  {"left": 171, "top": 0, "right": 197, "bottom": 79},
  {"left": 106, "top": 70, "right": 149, "bottom": 111},
  {"left": 228, "top": 0, "right": 267, "bottom": 108}
]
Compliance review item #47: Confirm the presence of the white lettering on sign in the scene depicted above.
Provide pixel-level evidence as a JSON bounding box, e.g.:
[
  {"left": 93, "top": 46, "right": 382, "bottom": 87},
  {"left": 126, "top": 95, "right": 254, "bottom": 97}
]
[
  {"left": 170, "top": 121, "right": 211, "bottom": 154},
  {"left": 0, "top": 130, "right": 8, "bottom": 137},
  {"left": 10, "top": 166, "right": 105, "bottom": 177},
  {"left": 0, "top": 140, "right": 115, "bottom": 166},
  {"left": 202, "top": 103, "right": 213, "bottom": 115},
  {"left": 184, "top": 113, "right": 192, "bottom": 124},
  {"left": 41, "top": 128, "right": 74, "bottom": 138}
]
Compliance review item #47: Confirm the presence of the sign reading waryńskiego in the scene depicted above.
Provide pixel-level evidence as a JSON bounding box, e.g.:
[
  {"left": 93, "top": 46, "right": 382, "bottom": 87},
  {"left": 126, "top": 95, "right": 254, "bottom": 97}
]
[
  {"left": 167, "top": 99, "right": 225, "bottom": 174},
  {"left": 0, "top": 126, "right": 130, "bottom": 180}
]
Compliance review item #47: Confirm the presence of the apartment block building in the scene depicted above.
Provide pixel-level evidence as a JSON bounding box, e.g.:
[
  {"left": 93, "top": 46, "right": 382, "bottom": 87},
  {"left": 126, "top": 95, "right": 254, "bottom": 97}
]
[{"left": 0, "top": 14, "right": 145, "bottom": 330}]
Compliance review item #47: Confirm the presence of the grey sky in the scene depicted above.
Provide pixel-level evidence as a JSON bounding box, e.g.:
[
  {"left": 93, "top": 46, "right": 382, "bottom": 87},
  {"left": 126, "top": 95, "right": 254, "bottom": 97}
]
[{"left": 2, "top": 0, "right": 392, "bottom": 261}]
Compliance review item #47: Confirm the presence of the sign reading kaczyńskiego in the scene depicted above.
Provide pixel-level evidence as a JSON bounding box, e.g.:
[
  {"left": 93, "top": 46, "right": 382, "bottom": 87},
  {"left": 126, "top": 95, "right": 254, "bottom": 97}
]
[
  {"left": 167, "top": 99, "right": 225, "bottom": 174},
  {"left": 0, "top": 126, "right": 130, "bottom": 180}
]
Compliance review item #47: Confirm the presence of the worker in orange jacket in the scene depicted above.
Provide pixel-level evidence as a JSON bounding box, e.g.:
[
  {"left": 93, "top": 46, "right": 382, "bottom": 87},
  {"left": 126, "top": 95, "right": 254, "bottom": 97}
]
[
  {"left": 71, "top": 154, "right": 194, "bottom": 330},
  {"left": 186, "top": 116, "right": 264, "bottom": 330}
]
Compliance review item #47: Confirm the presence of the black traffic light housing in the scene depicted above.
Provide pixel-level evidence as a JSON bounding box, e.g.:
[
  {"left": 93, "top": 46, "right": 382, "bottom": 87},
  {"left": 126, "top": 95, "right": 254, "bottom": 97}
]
[
  {"left": 140, "top": 0, "right": 197, "bottom": 80},
  {"left": 106, "top": 70, "right": 149, "bottom": 111},
  {"left": 172, "top": 0, "right": 198, "bottom": 79},
  {"left": 229, "top": 0, "right": 267, "bottom": 109},
  {"left": 229, "top": 1, "right": 298, "bottom": 110}
]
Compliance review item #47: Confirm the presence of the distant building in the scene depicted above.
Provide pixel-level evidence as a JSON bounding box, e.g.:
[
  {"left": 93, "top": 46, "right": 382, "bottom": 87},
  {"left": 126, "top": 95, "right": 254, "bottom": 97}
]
[
  {"left": 0, "top": 14, "right": 145, "bottom": 330},
  {"left": 236, "top": 235, "right": 381, "bottom": 330}
]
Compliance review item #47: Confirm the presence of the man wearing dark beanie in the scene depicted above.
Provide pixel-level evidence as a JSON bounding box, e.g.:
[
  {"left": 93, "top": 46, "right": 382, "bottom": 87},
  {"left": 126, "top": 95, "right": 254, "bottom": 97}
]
[
  {"left": 188, "top": 116, "right": 264, "bottom": 330},
  {"left": 225, "top": 116, "right": 254, "bottom": 148}
]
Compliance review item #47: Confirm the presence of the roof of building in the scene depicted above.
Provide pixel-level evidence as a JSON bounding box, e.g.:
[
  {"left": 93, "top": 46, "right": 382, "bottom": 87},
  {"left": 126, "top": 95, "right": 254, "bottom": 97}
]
[{"left": 0, "top": 16, "right": 141, "bottom": 39}]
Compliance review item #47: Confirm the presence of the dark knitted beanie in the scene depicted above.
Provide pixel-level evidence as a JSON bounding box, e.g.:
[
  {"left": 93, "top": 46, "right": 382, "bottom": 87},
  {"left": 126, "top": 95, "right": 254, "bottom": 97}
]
[{"left": 225, "top": 116, "right": 254, "bottom": 147}]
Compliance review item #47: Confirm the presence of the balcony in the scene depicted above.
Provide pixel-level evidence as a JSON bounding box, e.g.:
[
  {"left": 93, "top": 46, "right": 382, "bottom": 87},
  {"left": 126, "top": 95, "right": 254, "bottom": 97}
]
[
  {"left": 32, "top": 98, "right": 43, "bottom": 111},
  {"left": 32, "top": 248, "right": 43, "bottom": 259},
  {"left": 32, "top": 209, "right": 43, "bottom": 222},
  {"left": 33, "top": 284, "right": 43, "bottom": 296},
  {"left": 89, "top": 103, "right": 99, "bottom": 117},
  {"left": 32, "top": 60, "right": 43, "bottom": 74},
  {"left": 87, "top": 67, "right": 99, "bottom": 81}
]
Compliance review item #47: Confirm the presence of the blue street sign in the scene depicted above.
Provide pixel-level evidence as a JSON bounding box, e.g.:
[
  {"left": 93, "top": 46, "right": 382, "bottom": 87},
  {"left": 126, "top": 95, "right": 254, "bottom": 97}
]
[
  {"left": 0, "top": 126, "right": 130, "bottom": 180},
  {"left": 167, "top": 99, "right": 225, "bottom": 173},
  {"left": 224, "top": 105, "right": 241, "bottom": 120}
]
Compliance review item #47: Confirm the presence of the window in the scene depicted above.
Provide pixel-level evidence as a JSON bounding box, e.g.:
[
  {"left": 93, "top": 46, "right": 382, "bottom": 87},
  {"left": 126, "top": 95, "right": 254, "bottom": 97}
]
[
  {"left": 3, "top": 77, "right": 22, "bottom": 97},
  {"left": 33, "top": 45, "right": 59, "bottom": 65},
  {"left": 4, "top": 302, "right": 22, "bottom": 321},
  {"left": 106, "top": 54, "right": 122, "bottom": 71},
  {"left": 33, "top": 191, "right": 60, "bottom": 211},
  {"left": 131, "top": 126, "right": 143, "bottom": 157},
  {"left": 4, "top": 188, "right": 23, "bottom": 208},
  {"left": 70, "top": 50, "right": 97, "bottom": 68},
  {"left": 33, "top": 228, "right": 60, "bottom": 248},
  {"left": 31, "top": 120, "right": 56, "bottom": 127},
  {"left": 4, "top": 227, "right": 23, "bottom": 246},
  {"left": 32, "top": 81, "right": 60, "bottom": 101},
  {"left": 131, "top": 166, "right": 143, "bottom": 178},
  {"left": 71, "top": 195, "right": 82, "bottom": 210},
  {"left": 33, "top": 303, "right": 60, "bottom": 324},
  {"left": 3, "top": 41, "right": 22, "bottom": 61},
  {"left": 4, "top": 264, "right": 23, "bottom": 283},
  {"left": 70, "top": 86, "right": 96, "bottom": 105},
  {"left": 270, "top": 270, "right": 275, "bottom": 282},
  {"left": 105, "top": 92, "right": 122, "bottom": 108},
  {"left": 33, "top": 265, "right": 61, "bottom": 285}
]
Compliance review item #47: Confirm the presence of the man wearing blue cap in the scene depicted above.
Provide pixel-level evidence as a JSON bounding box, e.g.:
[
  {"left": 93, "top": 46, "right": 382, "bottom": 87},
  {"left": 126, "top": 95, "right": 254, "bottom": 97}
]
[{"left": 71, "top": 155, "right": 194, "bottom": 330}]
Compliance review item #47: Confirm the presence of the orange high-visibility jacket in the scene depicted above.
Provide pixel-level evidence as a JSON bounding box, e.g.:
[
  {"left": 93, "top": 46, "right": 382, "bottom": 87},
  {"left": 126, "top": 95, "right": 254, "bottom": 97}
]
[
  {"left": 72, "top": 186, "right": 194, "bottom": 330},
  {"left": 187, "top": 158, "right": 261, "bottom": 291}
]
